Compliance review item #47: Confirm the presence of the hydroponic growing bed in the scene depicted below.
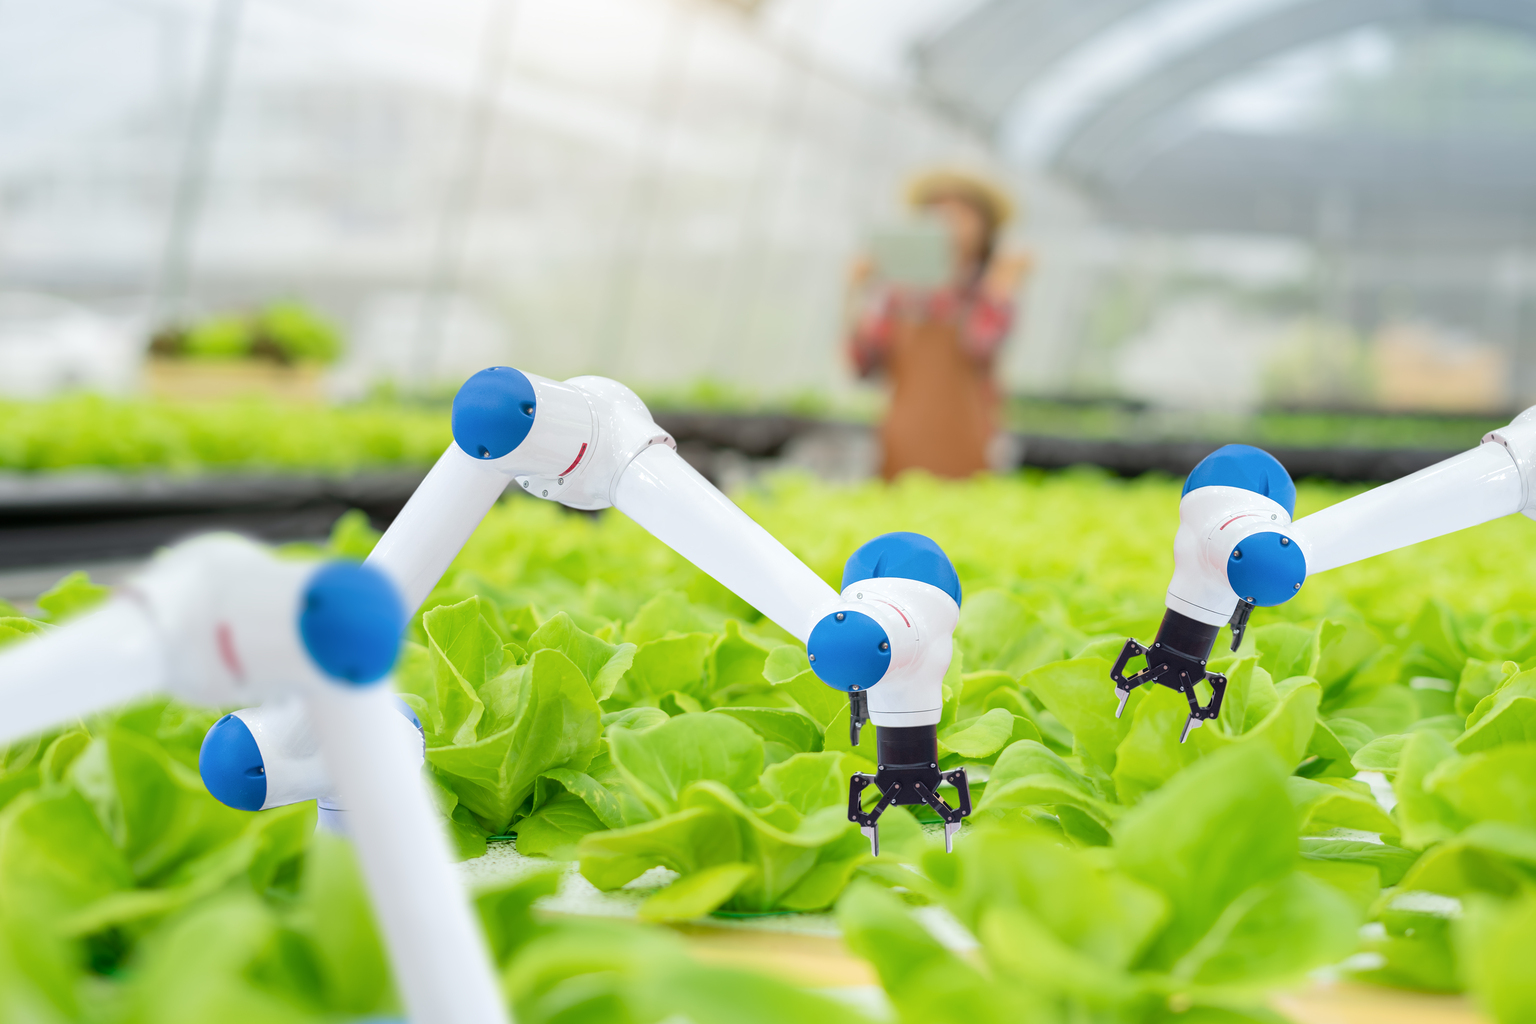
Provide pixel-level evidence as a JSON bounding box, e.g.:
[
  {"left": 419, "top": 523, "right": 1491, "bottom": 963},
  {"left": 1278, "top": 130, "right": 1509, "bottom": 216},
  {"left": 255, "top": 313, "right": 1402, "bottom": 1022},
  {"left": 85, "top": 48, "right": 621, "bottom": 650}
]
[{"left": 1, "top": 469, "right": 1532, "bottom": 1023}]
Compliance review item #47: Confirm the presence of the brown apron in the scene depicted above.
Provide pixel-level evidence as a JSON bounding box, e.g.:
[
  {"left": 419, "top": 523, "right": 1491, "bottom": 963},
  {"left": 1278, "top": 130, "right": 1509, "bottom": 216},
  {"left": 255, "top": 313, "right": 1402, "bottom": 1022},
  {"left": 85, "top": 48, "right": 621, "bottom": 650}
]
[{"left": 879, "top": 315, "right": 996, "bottom": 480}]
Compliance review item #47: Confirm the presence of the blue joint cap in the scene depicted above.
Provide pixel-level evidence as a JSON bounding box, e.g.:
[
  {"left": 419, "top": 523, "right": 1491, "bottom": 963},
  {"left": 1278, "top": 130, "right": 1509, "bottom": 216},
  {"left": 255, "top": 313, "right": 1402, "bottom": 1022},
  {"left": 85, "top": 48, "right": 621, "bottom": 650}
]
[
  {"left": 1227, "top": 531, "right": 1307, "bottom": 607},
  {"left": 199, "top": 714, "right": 266, "bottom": 812},
  {"left": 299, "top": 562, "right": 406, "bottom": 685},
  {"left": 807, "top": 610, "right": 891, "bottom": 692},
  {"left": 841, "top": 532, "right": 961, "bottom": 607},
  {"left": 452, "top": 366, "right": 537, "bottom": 460},
  {"left": 1182, "top": 444, "right": 1296, "bottom": 517}
]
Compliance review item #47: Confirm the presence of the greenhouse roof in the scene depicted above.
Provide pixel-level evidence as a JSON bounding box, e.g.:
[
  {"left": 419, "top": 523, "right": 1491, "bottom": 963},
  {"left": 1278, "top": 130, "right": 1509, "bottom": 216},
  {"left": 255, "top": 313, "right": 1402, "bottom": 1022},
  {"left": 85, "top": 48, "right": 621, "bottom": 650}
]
[{"left": 772, "top": 0, "right": 1536, "bottom": 243}]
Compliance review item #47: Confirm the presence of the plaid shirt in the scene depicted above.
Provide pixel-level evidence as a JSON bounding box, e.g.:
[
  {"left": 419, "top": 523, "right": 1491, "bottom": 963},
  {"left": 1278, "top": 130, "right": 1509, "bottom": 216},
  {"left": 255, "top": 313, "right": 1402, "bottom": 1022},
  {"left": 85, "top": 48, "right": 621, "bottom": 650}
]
[{"left": 849, "top": 284, "right": 1014, "bottom": 378}]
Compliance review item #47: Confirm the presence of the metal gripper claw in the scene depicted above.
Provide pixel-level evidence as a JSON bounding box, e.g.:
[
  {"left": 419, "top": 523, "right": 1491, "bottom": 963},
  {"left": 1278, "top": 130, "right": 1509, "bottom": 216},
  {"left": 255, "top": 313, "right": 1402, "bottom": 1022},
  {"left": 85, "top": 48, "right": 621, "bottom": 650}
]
[
  {"left": 848, "top": 767, "right": 971, "bottom": 856},
  {"left": 1109, "top": 638, "right": 1151, "bottom": 718},
  {"left": 1177, "top": 670, "right": 1227, "bottom": 742},
  {"left": 1110, "top": 634, "right": 1228, "bottom": 743}
]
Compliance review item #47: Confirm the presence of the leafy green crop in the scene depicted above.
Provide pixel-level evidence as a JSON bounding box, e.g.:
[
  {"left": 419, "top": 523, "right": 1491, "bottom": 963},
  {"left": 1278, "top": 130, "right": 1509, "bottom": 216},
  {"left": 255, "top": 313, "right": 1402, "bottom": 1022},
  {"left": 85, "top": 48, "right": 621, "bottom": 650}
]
[
  {"left": 841, "top": 745, "right": 1360, "bottom": 1023},
  {"left": 0, "top": 397, "right": 450, "bottom": 472},
  {"left": 168, "top": 303, "right": 345, "bottom": 366},
  {"left": 9, "top": 467, "right": 1536, "bottom": 1020},
  {"left": 379, "top": 468, "right": 1536, "bottom": 1020},
  {"left": 1006, "top": 395, "right": 1505, "bottom": 452}
]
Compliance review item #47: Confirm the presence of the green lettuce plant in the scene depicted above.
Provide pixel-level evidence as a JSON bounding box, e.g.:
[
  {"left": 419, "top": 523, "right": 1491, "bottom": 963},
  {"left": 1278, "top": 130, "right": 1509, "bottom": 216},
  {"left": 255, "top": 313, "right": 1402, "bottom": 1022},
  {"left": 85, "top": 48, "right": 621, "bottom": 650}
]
[
  {"left": 6, "top": 468, "right": 1536, "bottom": 1019},
  {"left": 841, "top": 744, "right": 1361, "bottom": 1024}
]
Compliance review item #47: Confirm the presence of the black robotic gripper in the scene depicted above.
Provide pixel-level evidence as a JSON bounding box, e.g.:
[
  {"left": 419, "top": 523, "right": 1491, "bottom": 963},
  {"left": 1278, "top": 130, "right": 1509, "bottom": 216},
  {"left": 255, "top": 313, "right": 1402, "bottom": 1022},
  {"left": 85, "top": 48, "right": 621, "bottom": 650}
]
[
  {"left": 847, "top": 724, "right": 970, "bottom": 856},
  {"left": 1109, "top": 602, "right": 1253, "bottom": 743}
]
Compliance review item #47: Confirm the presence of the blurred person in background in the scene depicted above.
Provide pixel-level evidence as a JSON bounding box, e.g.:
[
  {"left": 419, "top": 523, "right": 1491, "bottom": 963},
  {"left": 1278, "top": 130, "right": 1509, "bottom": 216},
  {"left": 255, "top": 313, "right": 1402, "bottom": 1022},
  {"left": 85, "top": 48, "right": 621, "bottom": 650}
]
[{"left": 848, "top": 170, "right": 1029, "bottom": 480}]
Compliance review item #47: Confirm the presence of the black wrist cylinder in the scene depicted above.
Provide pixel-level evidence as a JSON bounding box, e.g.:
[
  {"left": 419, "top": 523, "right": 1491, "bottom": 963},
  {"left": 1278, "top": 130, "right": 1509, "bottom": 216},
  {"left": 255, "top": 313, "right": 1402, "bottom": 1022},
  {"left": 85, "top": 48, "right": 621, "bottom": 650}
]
[
  {"left": 1152, "top": 608, "right": 1221, "bottom": 666},
  {"left": 873, "top": 725, "right": 941, "bottom": 806},
  {"left": 875, "top": 725, "right": 939, "bottom": 770}
]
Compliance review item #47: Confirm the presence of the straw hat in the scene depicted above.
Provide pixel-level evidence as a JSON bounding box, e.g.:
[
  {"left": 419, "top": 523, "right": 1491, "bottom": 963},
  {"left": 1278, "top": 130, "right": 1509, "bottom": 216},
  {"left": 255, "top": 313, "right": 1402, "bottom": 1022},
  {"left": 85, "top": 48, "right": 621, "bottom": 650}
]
[{"left": 905, "top": 169, "right": 1016, "bottom": 230}]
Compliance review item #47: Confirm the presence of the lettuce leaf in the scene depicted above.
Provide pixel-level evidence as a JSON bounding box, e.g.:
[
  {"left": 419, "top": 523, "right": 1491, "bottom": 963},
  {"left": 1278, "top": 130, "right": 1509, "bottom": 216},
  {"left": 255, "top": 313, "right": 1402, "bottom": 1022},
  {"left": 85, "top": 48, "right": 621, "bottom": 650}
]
[
  {"left": 424, "top": 644, "right": 603, "bottom": 834},
  {"left": 606, "top": 713, "right": 763, "bottom": 818}
]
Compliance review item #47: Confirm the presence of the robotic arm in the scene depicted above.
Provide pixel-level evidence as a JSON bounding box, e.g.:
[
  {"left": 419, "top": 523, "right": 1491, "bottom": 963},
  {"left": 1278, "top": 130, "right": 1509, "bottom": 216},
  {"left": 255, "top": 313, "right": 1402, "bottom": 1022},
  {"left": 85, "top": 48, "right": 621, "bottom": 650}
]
[
  {"left": 373, "top": 367, "right": 839, "bottom": 637},
  {"left": 206, "top": 367, "right": 841, "bottom": 810},
  {"left": 0, "top": 535, "right": 508, "bottom": 1024},
  {"left": 208, "top": 366, "right": 972, "bottom": 855},
  {"left": 1113, "top": 408, "right": 1536, "bottom": 742},
  {"left": 432, "top": 373, "right": 975, "bottom": 854},
  {"left": 201, "top": 695, "right": 424, "bottom": 832},
  {"left": 806, "top": 533, "right": 969, "bottom": 855}
]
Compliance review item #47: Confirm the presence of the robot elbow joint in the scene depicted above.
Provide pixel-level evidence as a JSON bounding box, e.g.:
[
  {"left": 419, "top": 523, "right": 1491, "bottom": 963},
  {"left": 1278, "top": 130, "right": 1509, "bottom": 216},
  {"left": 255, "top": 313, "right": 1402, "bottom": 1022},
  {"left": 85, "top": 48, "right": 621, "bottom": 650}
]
[
  {"left": 806, "top": 609, "right": 891, "bottom": 692},
  {"left": 1226, "top": 531, "right": 1307, "bottom": 606}
]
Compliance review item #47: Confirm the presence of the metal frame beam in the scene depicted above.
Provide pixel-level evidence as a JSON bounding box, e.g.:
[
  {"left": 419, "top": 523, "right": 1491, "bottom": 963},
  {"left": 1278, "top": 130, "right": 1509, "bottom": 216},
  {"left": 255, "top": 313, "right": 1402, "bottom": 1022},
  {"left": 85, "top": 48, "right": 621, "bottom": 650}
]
[
  {"left": 913, "top": 0, "right": 1147, "bottom": 128},
  {"left": 1054, "top": 0, "right": 1536, "bottom": 182}
]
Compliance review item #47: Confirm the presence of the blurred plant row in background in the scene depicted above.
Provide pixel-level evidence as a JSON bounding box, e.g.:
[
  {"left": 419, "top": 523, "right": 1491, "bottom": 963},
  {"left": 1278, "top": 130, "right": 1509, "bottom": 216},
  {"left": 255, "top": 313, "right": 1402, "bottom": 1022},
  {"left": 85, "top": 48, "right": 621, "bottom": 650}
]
[
  {"left": 149, "top": 303, "right": 343, "bottom": 366},
  {"left": 0, "top": 396, "right": 450, "bottom": 474},
  {"left": 0, "top": 391, "right": 1508, "bottom": 480}
]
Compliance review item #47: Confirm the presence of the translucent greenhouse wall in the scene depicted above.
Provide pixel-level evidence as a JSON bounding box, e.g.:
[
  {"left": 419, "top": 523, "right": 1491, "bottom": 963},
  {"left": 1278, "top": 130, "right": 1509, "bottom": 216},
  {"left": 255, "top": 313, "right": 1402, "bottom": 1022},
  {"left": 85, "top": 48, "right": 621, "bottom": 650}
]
[
  {"left": 11, "top": 0, "right": 1535, "bottom": 416},
  {"left": 993, "top": 16, "right": 1536, "bottom": 418},
  {"left": 0, "top": 0, "right": 996, "bottom": 397}
]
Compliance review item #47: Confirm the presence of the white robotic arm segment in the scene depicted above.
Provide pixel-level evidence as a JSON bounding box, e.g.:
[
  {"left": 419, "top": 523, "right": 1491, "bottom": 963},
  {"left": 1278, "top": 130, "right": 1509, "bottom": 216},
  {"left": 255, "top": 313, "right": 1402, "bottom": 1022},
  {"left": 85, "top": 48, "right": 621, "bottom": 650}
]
[
  {"left": 805, "top": 533, "right": 970, "bottom": 855},
  {"left": 1487, "top": 406, "right": 1536, "bottom": 519},
  {"left": 230, "top": 364, "right": 836, "bottom": 828},
  {"left": 1292, "top": 436, "right": 1523, "bottom": 576},
  {"left": 496, "top": 374, "right": 599, "bottom": 500},
  {"left": 218, "top": 698, "right": 331, "bottom": 810},
  {"left": 306, "top": 683, "right": 508, "bottom": 1024},
  {"left": 0, "top": 533, "right": 412, "bottom": 787},
  {"left": 364, "top": 367, "right": 600, "bottom": 609},
  {"left": 367, "top": 444, "right": 513, "bottom": 612},
  {"left": 1112, "top": 445, "right": 1305, "bottom": 743},
  {"left": 0, "top": 599, "right": 164, "bottom": 746},
  {"left": 612, "top": 443, "right": 839, "bottom": 642},
  {"left": 0, "top": 535, "right": 510, "bottom": 1024},
  {"left": 0, "top": 534, "right": 327, "bottom": 748},
  {"left": 446, "top": 368, "right": 671, "bottom": 513},
  {"left": 371, "top": 367, "right": 836, "bottom": 639},
  {"left": 365, "top": 368, "right": 684, "bottom": 613},
  {"left": 1284, "top": 405, "right": 1536, "bottom": 579},
  {"left": 536, "top": 374, "right": 673, "bottom": 509},
  {"left": 203, "top": 697, "right": 424, "bottom": 815},
  {"left": 1166, "top": 484, "right": 1298, "bottom": 626},
  {"left": 128, "top": 534, "right": 320, "bottom": 706},
  {"left": 1117, "top": 412, "right": 1536, "bottom": 745},
  {"left": 449, "top": 368, "right": 837, "bottom": 638},
  {"left": 828, "top": 577, "right": 958, "bottom": 729}
]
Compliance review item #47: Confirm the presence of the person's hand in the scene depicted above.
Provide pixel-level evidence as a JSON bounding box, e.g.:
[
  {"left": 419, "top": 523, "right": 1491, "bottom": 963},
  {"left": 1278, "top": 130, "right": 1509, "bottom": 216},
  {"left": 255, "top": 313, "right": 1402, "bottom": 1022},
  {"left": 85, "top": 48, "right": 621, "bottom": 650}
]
[{"left": 982, "top": 251, "right": 1032, "bottom": 301}]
